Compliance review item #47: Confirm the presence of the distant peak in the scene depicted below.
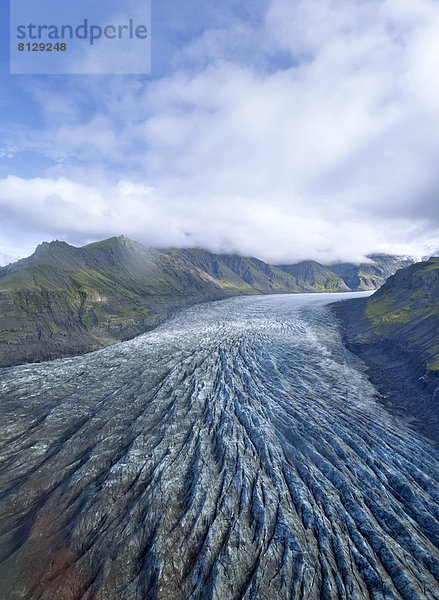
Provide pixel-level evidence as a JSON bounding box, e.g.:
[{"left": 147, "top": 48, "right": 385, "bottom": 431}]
[
  {"left": 34, "top": 240, "right": 72, "bottom": 254},
  {"left": 114, "top": 235, "right": 139, "bottom": 247},
  {"left": 83, "top": 235, "right": 146, "bottom": 251}
]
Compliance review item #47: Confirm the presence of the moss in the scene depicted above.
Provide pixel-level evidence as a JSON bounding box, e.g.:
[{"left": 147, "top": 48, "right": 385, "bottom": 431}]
[
  {"left": 312, "top": 283, "right": 326, "bottom": 292},
  {"left": 311, "top": 274, "right": 345, "bottom": 292},
  {"left": 0, "top": 275, "right": 32, "bottom": 291},
  {"left": 13, "top": 297, "right": 24, "bottom": 308},
  {"left": 357, "top": 271, "right": 384, "bottom": 281},
  {"left": 49, "top": 322, "right": 59, "bottom": 335},
  {"left": 62, "top": 267, "right": 188, "bottom": 299},
  {"left": 355, "top": 336, "right": 374, "bottom": 344},
  {"left": 366, "top": 294, "right": 412, "bottom": 329},
  {"left": 220, "top": 281, "right": 259, "bottom": 295},
  {"left": 83, "top": 237, "right": 121, "bottom": 249},
  {"left": 427, "top": 355, "right": 439, "bottom": 372},
  {"left": 13, "top": 295, "right": 44, "bottom": 310},
  {"left": 421, "top": 258, "right": 439, "bottom": 272},
  {"left": 362, "top": 259, "right": 439, "bottom": 375}
]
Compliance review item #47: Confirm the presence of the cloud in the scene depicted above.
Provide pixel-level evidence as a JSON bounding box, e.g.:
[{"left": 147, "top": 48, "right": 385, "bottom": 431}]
[
  {"left": 0, "top": 174, "right": 433, "bottom": 265},
  {"left": 2, "top": 0, "right": 439, "bottom": 264}
]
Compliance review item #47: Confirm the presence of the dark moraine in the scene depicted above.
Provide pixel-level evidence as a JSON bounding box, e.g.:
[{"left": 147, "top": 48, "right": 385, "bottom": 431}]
[{"left": 0, "top": 292, "right": 439, "bottom": 600}]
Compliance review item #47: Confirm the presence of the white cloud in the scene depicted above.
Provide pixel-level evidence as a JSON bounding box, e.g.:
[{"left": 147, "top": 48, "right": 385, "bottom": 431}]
[
  {"left": 2, "top": 0, "right": 439, "bottom": 264},
  {"left": 0, "top": 174, "right": 435, "bottom": 264}
]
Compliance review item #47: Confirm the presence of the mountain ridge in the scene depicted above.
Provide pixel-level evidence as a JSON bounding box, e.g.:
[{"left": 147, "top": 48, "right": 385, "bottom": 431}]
[
  {"left": 332, "top": 256, "right": 439, "bottom": 442},
  {"left": 0, "top": 236, "right": 419, "bottom": 367}
]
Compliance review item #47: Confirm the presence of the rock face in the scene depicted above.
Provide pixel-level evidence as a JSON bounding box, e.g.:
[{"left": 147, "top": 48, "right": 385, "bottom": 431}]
[
  {"left": 277, "top": 254, "right": 418, "bottom": 292},
  {"left": 275, "top": 260, "right": 350, "bottom": 292},
  {"left": 1, "top": 294, "right": 439, "bottom": 600},
  {"left": 0, "top": 237, "right": 300, "bottom": 368},
  {"left": 332, "top": 257, "right": 439, "bottom": 442},
  {"left": 0, "top": 237, "right": 418, "bottom": 367}
]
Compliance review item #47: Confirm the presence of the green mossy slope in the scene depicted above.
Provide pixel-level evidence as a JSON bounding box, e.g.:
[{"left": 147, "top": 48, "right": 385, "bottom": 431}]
[
  {"left": 364, "top": 257, "right": 439, "bottom": 373},
  {"left": 0, "top": 237, "right": 421, "bottom": 368},
  {"left": 332, "top": 258, "right": 439, "bottom": 442},
  {"left": 0, "top": 237, "right": 316, "bottom": 367}
]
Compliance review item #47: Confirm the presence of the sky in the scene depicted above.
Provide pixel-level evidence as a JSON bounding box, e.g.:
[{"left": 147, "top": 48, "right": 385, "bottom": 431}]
[{"left": 1, "top": 0, "right": 439, "bottom": 266}]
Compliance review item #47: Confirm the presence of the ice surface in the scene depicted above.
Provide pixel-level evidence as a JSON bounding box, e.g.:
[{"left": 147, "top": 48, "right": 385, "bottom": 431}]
[{"left": 0, "top": 293, "right": 438, "bottom": 599}]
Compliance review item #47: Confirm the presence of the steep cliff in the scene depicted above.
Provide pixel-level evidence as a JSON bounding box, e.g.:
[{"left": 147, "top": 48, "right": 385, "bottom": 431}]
[
  {"left": 0, "top": 237, "right": 420, "bottom": 368},
  {"left": 0, "top": 237, "right": 228, "bottom": 367},
  {"left": 0, "top": 237, "right": 315, "bottom": 367},
  {"left": 278, "top": 254, "right": 417, "bottom": 291},
  {"left": 332, "top": 257, "right": 439, "bottom": 442}
]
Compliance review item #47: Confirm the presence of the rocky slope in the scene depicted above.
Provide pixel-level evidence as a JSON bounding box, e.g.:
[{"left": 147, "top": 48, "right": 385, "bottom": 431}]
[
  {"left": 277, "top": 254, "right": 417, "bottom": 292},
  {"left": 0, "top": 237, "right": 418, "bottom": 367},
  {"left": 274, "top": 260, "right": 350, "bottom": 292},
  {"left": 332, "top": 257, "right": 439, "bottom": 442},
  {"left": 0, "top": 238, "right": 307, "bottom": 367}
]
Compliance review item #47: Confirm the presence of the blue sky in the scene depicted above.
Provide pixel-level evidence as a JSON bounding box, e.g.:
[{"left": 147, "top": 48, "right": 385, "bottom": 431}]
[{"left": 1, "top": 0, "right": 439, "bottom": 265}]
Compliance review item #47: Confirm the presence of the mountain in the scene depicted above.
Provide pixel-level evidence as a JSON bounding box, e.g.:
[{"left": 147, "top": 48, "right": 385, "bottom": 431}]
[
  {"left": 0, "top": 237, "right": 306, "bottom": 367},
  {"left": 162, "top": 248, "right": 304, "bottom": 293},
  {"left": 0, "top": 237, "right": 419, "bottom": 367},
  {"left": 332, "top": 257, "right": 439, "bottom": 441},
  {"left": 275, "top": 260, "right": 349, "bottom": 292},
  {"left": 277, "top": 254, "right": 417, "bottom": 292}
]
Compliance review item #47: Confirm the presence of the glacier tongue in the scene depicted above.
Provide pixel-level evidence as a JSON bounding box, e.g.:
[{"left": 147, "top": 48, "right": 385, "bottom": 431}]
[{"left": 0, "top": 293, "right": 439, "bottom": 600}]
